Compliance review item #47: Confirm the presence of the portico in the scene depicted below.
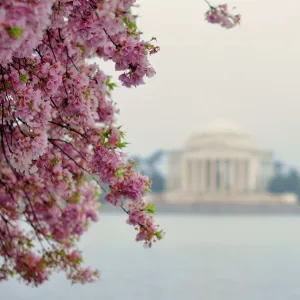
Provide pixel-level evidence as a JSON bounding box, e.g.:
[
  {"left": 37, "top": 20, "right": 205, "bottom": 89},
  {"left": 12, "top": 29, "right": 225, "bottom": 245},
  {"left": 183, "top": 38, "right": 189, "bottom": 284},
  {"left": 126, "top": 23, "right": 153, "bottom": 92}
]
[
  {"left": 167, "top": 119, "right": 274, "bottom": 196},
  {"left": 183, "top": 158, "right": 251, "bottom": 193},
  {"left": 144, "top": 119, "right": 298, "bottom": 205}
]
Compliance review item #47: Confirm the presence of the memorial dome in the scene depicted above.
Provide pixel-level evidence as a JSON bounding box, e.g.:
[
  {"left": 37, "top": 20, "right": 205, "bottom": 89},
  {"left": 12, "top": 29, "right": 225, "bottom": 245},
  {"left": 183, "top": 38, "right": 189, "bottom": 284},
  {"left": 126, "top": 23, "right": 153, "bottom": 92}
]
[{"left": 185, "top": 118, "right": 258, "bottom": 151}]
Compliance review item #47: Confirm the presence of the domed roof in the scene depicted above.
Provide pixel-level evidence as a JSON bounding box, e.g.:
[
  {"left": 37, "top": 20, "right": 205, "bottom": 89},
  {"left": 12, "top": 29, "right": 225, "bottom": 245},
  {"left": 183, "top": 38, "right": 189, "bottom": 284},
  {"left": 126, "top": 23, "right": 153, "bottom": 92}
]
[
  {"left": 185, "top": 118, "right": 258, "bottom": 151},
  {"left": 200, "top": 118, "right": 247, "bottom": 135}
]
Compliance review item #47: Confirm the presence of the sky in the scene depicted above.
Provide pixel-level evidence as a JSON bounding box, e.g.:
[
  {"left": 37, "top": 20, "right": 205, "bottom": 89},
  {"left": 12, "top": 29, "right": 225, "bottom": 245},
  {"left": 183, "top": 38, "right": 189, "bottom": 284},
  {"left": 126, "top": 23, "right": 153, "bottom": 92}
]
[{"left": 96, "top": 0, "right": 300, "bottom": 167}]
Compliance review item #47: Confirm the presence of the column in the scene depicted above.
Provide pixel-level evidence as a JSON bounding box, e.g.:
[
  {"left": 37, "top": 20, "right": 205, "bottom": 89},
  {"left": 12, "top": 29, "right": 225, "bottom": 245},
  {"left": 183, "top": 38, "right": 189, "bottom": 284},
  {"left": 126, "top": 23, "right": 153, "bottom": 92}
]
[
  {"left": 210, "top": 159, "right": 216, "bottom": 192},
  {"left": 206, "top": 159, "right": 211, "bottom": 191},
  {"left": 226, "top": 159, "right": 231, "bottom": 191},
  {"left": 237, "top": 160, "right": 241, "bottom": 192},
  {"left": 191, "top": 160, "right": 198, "bottom": 192},
  {"left": 181, "top": 158, "right": 187, "bottom": 191},
  {"left": 239, "top": 160, "right": 245, "bottom": 192},
  {"left": 220, "top": 159, "right": 226, "bottom": 191},
  {"left": 261, "top": 161, "right": 266, "bottom": 191},
  {"left": 215, "top": 159, "right": 220, "bottom": 190},
  {"left": 229, "top": 159, "right": 235, "bottom": 192},
  {"left": 244, "top": 159, "right": 249, "bottom": 192},
  {"left": 197, "top": 160, "right": 201, "bottom": 192},
  {"left": 234, "top": 160, "right": 239, "bottom": 192},
  {"left": 200, "top": 160, "right": 206, "bottom": 192},
  {"left": 197, "top": 160, "right": 203, "bottom": 192},
  {"left": 183, "top": 159, "right": 192, "bottom": 192},
  {"left": 248, "top": 158, "right": 258, "bottom": 192},
  {"left": 188, "top": 160, "right": 193, "bottom": 191}
]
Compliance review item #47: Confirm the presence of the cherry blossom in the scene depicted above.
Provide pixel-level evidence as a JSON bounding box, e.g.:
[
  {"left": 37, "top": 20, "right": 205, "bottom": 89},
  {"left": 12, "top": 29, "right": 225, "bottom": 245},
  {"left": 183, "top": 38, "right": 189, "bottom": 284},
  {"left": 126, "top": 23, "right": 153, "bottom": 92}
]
[
  {"left": 0, "top": 0, "right": 239, "bottom": 286},
  {"left": 0, "top": 0, "right": 164, "bottom": 286},
  {"left": 205, "top": 2, "right": 241, "bottom": 29}
]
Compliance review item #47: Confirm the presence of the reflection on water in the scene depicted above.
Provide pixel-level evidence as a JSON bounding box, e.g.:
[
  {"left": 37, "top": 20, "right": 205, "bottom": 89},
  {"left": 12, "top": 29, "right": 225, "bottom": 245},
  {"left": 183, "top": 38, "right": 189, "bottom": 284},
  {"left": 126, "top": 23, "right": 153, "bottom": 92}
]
[{"left": 3, "top": 214, "right": 300, "bottom": 300}]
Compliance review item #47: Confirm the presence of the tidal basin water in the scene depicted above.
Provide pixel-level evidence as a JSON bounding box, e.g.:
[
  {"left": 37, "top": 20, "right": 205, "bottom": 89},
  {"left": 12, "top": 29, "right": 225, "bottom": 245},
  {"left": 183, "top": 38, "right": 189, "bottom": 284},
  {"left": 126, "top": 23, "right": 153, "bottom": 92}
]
[{"left": 3, "top": 214, "right": 300, "bottom": 300}]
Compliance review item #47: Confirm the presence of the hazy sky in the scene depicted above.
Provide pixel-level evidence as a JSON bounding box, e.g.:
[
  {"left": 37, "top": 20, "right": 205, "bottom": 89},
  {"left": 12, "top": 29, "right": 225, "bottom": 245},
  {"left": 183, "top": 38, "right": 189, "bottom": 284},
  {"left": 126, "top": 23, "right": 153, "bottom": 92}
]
[{"left": 99, "top": 0, "right": 300, "bottom": 167}]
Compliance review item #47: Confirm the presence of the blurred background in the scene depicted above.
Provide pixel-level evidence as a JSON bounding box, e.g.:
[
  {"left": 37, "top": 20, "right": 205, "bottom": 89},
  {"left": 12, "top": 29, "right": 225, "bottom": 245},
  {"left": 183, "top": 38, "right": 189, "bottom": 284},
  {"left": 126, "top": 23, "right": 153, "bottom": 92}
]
[{"left": 4, "top": 0, "right": 300, "bottom": 299}]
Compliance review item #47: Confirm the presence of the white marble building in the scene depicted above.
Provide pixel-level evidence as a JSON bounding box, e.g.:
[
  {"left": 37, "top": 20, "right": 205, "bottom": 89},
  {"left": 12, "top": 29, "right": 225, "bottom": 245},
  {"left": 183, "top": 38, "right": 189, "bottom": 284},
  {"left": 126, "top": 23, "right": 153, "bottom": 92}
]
[{"left": 145, "top": 119, "right": 297, "bottom": 205}]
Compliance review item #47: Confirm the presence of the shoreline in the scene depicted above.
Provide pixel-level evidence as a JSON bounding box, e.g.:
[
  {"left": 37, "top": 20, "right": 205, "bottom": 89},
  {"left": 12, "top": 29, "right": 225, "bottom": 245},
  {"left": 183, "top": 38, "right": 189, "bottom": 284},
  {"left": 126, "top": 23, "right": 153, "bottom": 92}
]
[{"left": 100, "top": 202, "right": 300, "bottom": 215}]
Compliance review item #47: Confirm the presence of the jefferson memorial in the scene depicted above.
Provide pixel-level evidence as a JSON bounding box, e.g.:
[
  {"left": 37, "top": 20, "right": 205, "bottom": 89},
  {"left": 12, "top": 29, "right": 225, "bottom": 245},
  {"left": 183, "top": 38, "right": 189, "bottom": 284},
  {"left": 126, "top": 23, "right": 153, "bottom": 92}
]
[{"left": 145, "top": 119, "right": 297, "bottom": 205}]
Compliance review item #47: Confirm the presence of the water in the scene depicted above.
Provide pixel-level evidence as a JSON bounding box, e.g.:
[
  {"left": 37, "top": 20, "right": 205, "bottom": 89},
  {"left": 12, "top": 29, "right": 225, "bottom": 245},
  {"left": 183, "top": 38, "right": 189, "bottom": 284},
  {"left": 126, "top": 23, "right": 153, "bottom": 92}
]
[{"left": 2, "top": 214, "right": 300, "bottom": 300}]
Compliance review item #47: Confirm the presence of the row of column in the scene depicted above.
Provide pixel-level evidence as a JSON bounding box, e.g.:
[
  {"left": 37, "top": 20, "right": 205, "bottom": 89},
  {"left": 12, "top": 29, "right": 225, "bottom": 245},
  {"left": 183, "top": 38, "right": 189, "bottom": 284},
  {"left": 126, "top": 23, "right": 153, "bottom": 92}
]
[{"left": 183, "top": 158, "right": 250, "bottom": 193}]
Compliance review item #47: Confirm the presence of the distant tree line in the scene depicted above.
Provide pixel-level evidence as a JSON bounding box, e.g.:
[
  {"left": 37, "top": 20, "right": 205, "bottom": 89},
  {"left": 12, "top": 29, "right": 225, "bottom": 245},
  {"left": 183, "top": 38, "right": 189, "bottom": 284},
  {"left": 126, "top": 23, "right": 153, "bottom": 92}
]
[{"left": 268, "top": 161, "right": 300, "bottom": 200}]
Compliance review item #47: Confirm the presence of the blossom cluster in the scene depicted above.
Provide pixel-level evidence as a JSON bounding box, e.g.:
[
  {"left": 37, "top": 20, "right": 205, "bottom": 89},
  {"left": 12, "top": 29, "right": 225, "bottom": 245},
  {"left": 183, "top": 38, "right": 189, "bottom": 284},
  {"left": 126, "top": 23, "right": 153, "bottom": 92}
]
[
  {"left": 0, "top": 0, "right": 163, "bottom": 286},
  {"left": 0, "top": 0, "right": 239, "bottom": 287},
  {"left": 205, "top": 3, "right": 241, "bottom": 29},
  {"left": 0, "top": 0, "right": 55, "bottom": 63}
]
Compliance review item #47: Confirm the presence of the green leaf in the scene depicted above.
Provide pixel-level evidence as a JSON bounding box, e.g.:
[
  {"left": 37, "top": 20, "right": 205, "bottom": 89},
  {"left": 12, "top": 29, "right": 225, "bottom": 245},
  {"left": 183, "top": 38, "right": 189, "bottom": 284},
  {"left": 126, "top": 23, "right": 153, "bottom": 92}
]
[
  {"left": 1, "top": 81, "right": 12, "bottom": 91},
  {"left": 76, "top": 43, "right": 86, "bottom": 54},
  {"left": 106, "top": 77, "right": 118, "bottom": 91},
  {"left": 121, "top": 16, "right": 138, "bottom": 35},
  {"left": 154, "top": 229, "right": 164, "bottom": 239},
  {"left": 8, "top": 27, "right": 23, "bottom": 39},
  {"left": 69, "top": 237, "right": 77, "bottom": 243},
  {"left": 102, "top": 128, "right": 111, "bottom": 138},
  {"left": 144, "top": 186, "right": 151, "bottom": 193},
  {"left": 107, "top": 82, "right": 117, "bottom": 90},
  {"left": 144, "top": 203, "right": 156, "bottom": 214},
  {"left": 82, "top": 89, "right": 90, "bottom": 100},
  {"left": 94, "top": 187, "right": 102, "bottom": 198},
  {"left": 50, "top": 157, "right": 59, "bottom": 165},
  {"left": 117, "top": 141, "right": 129, "bottom": 149},
  {"left": 40, "top": 260, "right": 46, "bottom": 269},
  {"left": 8, "top": 270, "right": 15, "bottom": 277},
  {"left": 119, "top": 131, "right": 125, "bottom": 139},
  {"left": 71, "top": 192, "right": 80, "bottom": 204},
  {"left": 115, "top": 167, "right": 124, "bottom": 178},
  {"left": 145, "top": 43, "right": 155, "bottom": 50},
  {"left": 74, "top": 257, "right": 83, "bottom": 264},
  {"left": 29, "top": 100, "right": 34, "bottom": 109},
  {"left": 19, "top": 74, "right": 27, "bottom": 83},
  {"left": 27, "top": 239, "right": 34, "bottom": 248}
]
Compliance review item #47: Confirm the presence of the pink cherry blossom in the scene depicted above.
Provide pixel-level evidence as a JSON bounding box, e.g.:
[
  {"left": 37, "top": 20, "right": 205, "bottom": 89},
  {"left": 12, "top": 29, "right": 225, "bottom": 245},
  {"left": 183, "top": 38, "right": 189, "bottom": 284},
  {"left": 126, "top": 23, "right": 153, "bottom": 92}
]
[
  {"left": 0, "top": 0, "right": 238, "bottom": 287},
  {"left": 0, "top": 0, "right": 163, "bottom": 284},
  {"left": 205, "top": 2, "right": 241, "bottom": 29}
]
